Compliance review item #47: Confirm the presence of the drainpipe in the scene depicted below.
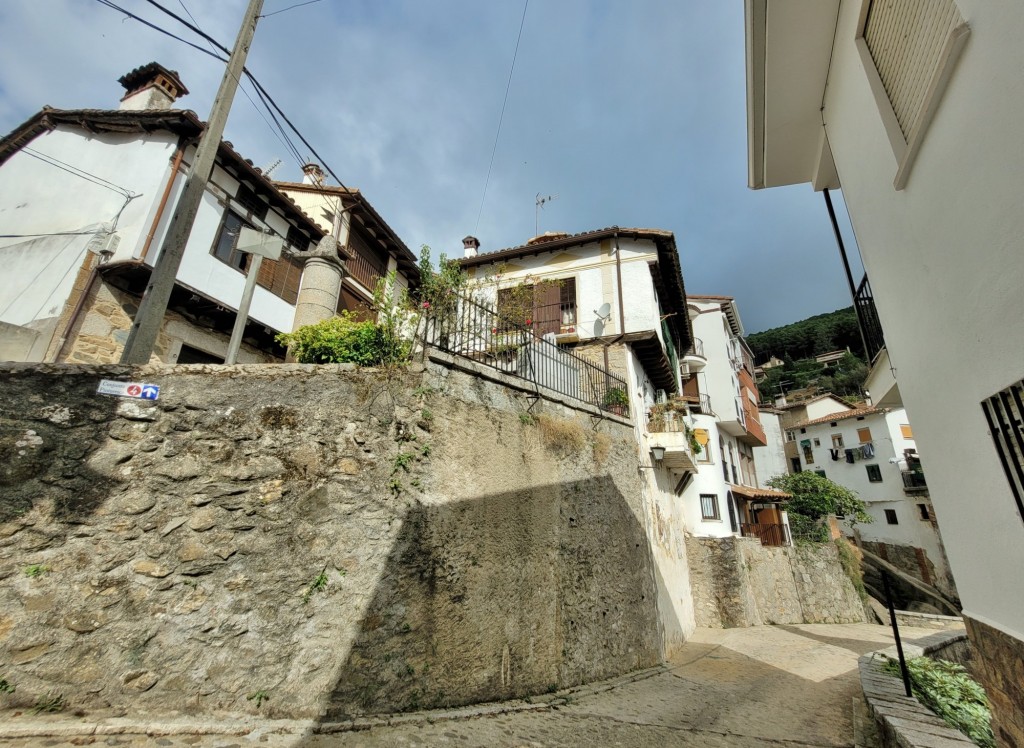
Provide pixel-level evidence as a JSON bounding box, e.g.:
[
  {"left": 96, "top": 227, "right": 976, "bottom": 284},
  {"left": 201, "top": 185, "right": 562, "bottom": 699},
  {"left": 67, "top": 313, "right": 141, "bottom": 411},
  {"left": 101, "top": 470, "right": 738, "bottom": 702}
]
[
  {"left": 140, "top": 143, "right": 186, "bottom": 262},
  {"left": 822, "top": 188, "right": 870, "bottom": 360}
]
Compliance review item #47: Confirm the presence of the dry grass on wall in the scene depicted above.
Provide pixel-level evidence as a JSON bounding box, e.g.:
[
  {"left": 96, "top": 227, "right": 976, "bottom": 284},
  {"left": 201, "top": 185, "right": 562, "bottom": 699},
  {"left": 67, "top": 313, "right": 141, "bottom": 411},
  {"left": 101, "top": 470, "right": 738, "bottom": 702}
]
[
  {"left": 535, "top": 414, "right": 588, "bottom": 456},
  {"left": 592, "top": 432, "right": 612, "bottom": 467}
]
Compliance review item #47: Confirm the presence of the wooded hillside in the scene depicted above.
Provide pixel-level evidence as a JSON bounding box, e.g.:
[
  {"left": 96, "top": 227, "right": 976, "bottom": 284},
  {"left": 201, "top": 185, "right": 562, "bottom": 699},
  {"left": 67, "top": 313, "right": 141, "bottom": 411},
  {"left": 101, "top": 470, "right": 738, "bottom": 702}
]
[{"left": 747, "top": 307, "right": 862, "bottom": 364}]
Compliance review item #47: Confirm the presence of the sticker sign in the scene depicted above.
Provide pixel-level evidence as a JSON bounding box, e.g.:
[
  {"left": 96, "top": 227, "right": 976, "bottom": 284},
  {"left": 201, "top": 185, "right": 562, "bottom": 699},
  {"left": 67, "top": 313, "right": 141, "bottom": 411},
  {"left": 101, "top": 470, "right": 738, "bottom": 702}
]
[{"left": 97, "top": 379, "right": 160, "bottom": 401}]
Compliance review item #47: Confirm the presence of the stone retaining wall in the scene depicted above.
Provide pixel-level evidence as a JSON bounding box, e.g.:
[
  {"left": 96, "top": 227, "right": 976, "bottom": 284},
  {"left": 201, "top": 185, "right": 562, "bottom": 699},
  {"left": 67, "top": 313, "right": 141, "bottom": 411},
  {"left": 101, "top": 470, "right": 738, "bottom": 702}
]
[
  {"left": 686, "top": 536, "right": 867, "bottom": 627},
  {"left": 0, "top": 361, "right": 662, "bottom": 721}
]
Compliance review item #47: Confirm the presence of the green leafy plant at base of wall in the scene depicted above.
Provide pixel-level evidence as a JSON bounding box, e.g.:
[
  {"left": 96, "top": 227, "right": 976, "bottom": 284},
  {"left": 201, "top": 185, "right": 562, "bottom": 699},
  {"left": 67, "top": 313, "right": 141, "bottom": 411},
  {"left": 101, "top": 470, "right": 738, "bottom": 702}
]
[
  {"left": 247, "top": 690, "right": 270, "bottom": 708},
  {"left": 883, "top": 656, "right": 994, "bottom": 747},
  {"left": 24, "top": 564, "right": 48, "bottom": 578},
  {"left": 302, "top": 569, "right": 329, "bottom": 604},
  {"left": 766, "top": 471, "right": 871, "bottom": 543},
  {"left": 0, "top": 677, "right": 14, "bottom": 694},
  {"left": 32, "top": 692, "right": 65, "bottom": 714}
]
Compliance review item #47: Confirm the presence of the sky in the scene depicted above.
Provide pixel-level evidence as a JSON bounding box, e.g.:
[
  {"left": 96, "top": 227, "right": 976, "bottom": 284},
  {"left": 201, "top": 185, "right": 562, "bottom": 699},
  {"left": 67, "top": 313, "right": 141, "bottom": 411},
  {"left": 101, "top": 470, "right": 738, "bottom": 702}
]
[{"left": 0, "top": 0, "right": 863, "bottom": 333}]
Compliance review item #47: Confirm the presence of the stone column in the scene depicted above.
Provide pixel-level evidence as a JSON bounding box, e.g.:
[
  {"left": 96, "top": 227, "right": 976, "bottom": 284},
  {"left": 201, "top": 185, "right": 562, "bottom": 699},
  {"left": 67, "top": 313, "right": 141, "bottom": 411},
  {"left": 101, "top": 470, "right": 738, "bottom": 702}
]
[{"left": 292, "top": 235, "right": 346, "bottom": 330}]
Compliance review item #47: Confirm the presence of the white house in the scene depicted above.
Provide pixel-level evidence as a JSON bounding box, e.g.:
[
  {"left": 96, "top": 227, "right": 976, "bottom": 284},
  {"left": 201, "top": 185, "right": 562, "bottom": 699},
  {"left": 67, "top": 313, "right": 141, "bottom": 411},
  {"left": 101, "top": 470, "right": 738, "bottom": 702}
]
[
  {"left": 790, "top": 405, "right": 955, "bottom": 599},
  {"left": 745, "top": 1, "right": 1024, "bottom": 738},
  {"left": 0, "top": 62, "right": 416, "bottom": 365},
  {"left": 683, "top": 296, "right": 790, "bottom": 547},
  {"left": 754, "top": 407, "right": 789, "bottom": 486}
]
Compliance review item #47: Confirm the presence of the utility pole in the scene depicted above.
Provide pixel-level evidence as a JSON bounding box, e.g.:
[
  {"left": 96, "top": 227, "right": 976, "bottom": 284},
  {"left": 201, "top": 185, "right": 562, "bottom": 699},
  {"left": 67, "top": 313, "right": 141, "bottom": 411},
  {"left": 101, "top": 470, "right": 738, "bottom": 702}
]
[{"left": 120, "top": 0, "right": 265, "bottom": 364}]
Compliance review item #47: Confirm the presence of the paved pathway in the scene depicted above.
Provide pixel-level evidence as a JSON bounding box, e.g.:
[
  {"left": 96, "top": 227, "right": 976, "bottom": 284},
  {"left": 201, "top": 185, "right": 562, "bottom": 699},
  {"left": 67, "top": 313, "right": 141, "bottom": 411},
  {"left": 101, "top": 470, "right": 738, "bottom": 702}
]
[{"left": 1, "top": 623, "right": 945, "bottom": 747}]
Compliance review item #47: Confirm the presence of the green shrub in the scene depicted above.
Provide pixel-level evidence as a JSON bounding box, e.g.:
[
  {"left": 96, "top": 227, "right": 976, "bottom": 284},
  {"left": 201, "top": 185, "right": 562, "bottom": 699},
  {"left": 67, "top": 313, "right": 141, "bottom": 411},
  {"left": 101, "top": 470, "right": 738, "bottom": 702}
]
[
  {"left": 883, "top": 657, "right": 994, "bottom": 747},
  {"left": 278, "top": 311, "right": 409, "bottom": 366}
]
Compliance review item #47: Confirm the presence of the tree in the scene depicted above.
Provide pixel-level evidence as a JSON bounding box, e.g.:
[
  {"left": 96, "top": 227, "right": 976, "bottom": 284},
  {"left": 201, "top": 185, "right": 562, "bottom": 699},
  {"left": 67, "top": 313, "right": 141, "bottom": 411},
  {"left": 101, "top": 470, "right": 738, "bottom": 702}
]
[{"left": 766, "top": 472, "right": 872, "bottom": 542}]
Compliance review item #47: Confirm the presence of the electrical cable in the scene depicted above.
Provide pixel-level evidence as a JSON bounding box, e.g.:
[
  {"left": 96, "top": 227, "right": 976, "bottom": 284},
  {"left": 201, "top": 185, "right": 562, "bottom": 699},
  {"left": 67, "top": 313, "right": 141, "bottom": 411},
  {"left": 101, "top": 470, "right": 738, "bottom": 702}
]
[
  {"left": 261, "top": 0, "right": 324, "bottom": 19},
  {"left": 22, "top": 148, "right": 135, "bottom": 197},
  {"left": 475, "top": 0, "right": 529, "bottom": 233},
  {"left": 95, "top": 0, "right": 225, "bottom": 61}
]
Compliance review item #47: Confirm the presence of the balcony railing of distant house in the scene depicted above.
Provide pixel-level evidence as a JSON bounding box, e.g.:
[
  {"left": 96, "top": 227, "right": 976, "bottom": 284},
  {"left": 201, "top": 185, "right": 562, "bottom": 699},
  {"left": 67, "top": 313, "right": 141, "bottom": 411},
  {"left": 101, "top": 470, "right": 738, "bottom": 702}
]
[
  {"left": 691, "top": 337, "right": 704, "bottom": 358},
  {"left": 678, "top": 392, "right": 715, "bottom": 416},
  {"left": 740, "top": 523, "right": 788, "bottom": 547},
  {"left": 417, "top": 290, "right": 628, "bottom": 417},
  {"left": 901, "top": 469, "right": 928, "bottom": 493},
  {"left": 345, "top": 248, "right": 385, "bottom": 292},
  {"left": 855, "top": 274, "right": 886, "bottom": 363}
]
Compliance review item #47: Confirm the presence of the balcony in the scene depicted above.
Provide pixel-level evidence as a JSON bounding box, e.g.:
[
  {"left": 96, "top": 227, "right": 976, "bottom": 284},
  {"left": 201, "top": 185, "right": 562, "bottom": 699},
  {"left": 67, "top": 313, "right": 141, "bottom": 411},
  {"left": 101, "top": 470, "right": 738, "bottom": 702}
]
[
  {"left": 681, "top": 336, "right": 707, "bottom": 374},
  {"left": 646, "top": 409, "right": 699, "bottom": 474},
  {"left": 718, "top": 393, "right": 767, "bottom": 446},
  {"left": 855, "top": 275, "right": 886, "bottom": 364},
  {"left": 902, "top": 469, "right": 928, "bottom": 494}
]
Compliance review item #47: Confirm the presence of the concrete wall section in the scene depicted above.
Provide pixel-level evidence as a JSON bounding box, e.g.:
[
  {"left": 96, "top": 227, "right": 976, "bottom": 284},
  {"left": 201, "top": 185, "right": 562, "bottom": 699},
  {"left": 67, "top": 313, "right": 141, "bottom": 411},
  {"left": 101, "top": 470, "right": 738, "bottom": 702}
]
[
  {"left": 0, "top": 361, "right": 667, "bottom": 719},
  {"left": 755, "top": 410, "right": 789, "bottom": 484}
]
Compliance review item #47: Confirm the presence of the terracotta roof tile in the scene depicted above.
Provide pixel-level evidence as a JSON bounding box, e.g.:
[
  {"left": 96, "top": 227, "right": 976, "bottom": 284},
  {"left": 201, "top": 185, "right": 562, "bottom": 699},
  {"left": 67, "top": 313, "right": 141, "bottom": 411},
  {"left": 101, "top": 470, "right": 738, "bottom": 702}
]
[{"left": 791, "top": 406, "right": 888, "bottom": 430}]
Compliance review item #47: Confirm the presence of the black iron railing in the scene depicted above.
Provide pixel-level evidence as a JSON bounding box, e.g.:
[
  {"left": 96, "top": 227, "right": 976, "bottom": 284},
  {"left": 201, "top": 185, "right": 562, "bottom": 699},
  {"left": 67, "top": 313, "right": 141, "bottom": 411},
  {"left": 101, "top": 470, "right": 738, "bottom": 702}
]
[
  {"left": 688, "top": 337, "right": 705, "bottom": 358},
  {"left": 740, "top": 523, "right": 788, "bottom": 547},
  {"left": 855, "top": 275, "right": 886, "bottom": 363},
  {"left": 419, "top": 291, "right": 629, "bottom": 416}
]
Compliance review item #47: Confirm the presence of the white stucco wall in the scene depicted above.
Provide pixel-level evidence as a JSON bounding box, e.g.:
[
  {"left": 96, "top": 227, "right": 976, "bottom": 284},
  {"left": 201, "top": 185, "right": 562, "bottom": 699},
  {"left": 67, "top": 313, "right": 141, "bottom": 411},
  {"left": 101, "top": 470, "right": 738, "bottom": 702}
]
[
  {"left": 680, "top": 415, "right": 737, "bottom": 539},
  {"left": 754, "top": 410, "right": 789, "bottom": 485},
  {"left": 690, "top": 300, "right": 740, "bottom": 423},
  {"left": 821, "top": 0, "right": 1024, "bottom": 637}
]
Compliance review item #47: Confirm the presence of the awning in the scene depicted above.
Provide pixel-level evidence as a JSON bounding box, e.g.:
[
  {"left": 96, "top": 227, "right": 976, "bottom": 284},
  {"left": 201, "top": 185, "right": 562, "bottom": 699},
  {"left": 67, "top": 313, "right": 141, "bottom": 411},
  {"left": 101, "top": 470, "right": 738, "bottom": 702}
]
[{"left": 727, "top": 484, "right": 791, "bottom": 501}]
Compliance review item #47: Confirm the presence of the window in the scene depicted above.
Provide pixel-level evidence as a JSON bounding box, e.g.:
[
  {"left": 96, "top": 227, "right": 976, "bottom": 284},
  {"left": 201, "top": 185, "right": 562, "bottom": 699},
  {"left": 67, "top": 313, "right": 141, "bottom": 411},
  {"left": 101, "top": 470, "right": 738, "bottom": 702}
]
[
  {"left": 286, "top": 225, "right": 310, "bottom": 252},
  {"left": 813, "top": 438, "right": 821, "bottom": 447},
  {"left": 981, "top": 381, "right": 1024, "bottom": 527},
  {"left": 856, "top": 0, "right": 969, "bottom": 189},
  {"left": 830, "top": 422, "right": 838, "bottom": 427},
  {"left": 694, "top": 429, "right": 711, "bottom": 463},
  {"left": 255, "top": 254, "right": 303, "bottom": 305},
  {"left": 900, "top": 424, "right": 914, "bottom": 439},
  {"left": 700, "top": 494, "right": 720, "bottom": 521},
  {"left": 790, "top": 457, "right": 802, "bottom": 473},
  {"left": 857, "top": 427, "right": 873, "bottom": 444},
  {"left": 785, "top": 430, "right": 796, "bottom": 442},
  {"left": 831, "top": 434, "right": 844, "bottom": 448},
  {"left": 234, "top": 184, "right": 268, "bottom": 220},
  {"left": 800, "top": 428, "right": 806, "bottom": 434},
  {"left": 918, "top": 504, "right": 931, "bottom": 521},
  {"left": 866, "top": 464, "right": 882, "bottom": 482},
  {"left": 212, "top": 211, "right": 249, "bottom": 270},
  {"left": 497, "top": 278, "right": 574, "bottom": 337},
  {"left": 884, "top": 509, "right": 898, "bottom": 525},
  {"left": 814, "top": 470, "right": 826, "bottom": 478}
]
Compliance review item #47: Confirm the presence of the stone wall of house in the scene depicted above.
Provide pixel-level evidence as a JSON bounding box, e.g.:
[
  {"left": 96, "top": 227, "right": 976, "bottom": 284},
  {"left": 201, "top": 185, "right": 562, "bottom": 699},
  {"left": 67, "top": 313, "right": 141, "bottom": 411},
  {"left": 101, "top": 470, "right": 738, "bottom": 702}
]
[
  {"left": 574, "top": 341, "right": 629, "bottom": 393},
  {"left": 859, "top": 539, "right": 958, "bottom": 603},
  {"left": 0, "top": 360, "right": 661, "bottom": 721},
  {"left": 687, "top": 536, "right": 867, "bottom": 627},
  {"left": 964, "top": 616, "right": 1024, "bottom": 748},
  {"left": 57, "top": 278, "right": 274, "bottom": 365}
]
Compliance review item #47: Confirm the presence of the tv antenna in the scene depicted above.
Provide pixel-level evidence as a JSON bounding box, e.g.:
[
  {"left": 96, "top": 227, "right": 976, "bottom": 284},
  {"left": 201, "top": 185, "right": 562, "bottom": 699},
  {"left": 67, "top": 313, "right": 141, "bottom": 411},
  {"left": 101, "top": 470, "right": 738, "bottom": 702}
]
[
  {"left": 262, "top": 158, "right": 282, "bottom": 179},
  {"left": 535, "top": 193, "right": 558, "bottom": 236}
]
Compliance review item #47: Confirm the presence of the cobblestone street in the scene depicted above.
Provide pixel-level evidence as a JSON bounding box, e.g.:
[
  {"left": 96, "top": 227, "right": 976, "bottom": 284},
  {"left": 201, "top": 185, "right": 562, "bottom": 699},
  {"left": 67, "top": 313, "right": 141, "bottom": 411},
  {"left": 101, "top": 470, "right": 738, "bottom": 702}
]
[{"left": 0, "top": 623, "right": 949, "bottom": 748}]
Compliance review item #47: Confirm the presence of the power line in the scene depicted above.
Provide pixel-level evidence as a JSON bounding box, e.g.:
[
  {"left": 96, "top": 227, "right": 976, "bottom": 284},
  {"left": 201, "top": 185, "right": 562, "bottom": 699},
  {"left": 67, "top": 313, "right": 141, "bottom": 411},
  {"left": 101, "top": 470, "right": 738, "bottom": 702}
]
[
  {"left": 475, "top": 0, "right": 530, "bottom": 233},
  {"left": 261, "top": 0, "right": 323, "bottom": 19},
  {"left": 97, "top": 0, "right": 353, "bottom": 231},
  {"left": 22, "top": 148, "right": 135, "bottom": 197}
]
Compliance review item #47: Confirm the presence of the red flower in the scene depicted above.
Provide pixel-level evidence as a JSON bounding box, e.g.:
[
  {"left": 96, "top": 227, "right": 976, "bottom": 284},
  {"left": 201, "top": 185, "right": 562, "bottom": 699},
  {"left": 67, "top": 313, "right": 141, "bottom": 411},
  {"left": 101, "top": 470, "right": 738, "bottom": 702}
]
[
  {"left": 492, "top": 327, "right": 498, "bottom": 334},
  {"left": 525, "top": 318, "right": 532, "bottom": 326},
  {"left": 422, "top": 301, "right": 431, "bottom": 309}
]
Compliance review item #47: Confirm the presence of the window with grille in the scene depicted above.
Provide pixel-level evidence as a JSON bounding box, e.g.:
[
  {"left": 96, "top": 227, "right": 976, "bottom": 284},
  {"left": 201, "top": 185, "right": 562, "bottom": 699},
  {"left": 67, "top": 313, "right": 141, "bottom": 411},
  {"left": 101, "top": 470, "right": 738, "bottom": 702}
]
[
  {"left": 885, "top": 509, "right": 898, "bottom": 525},
  {"left": 981, "top": 381, "right": 1024, "bottom": 525},
  {"left": 857, "top": 0, "right": 970, "bottom": 189},
  {"left": 700, "top": 494, "right": 720, "bottom": 521},
  {"left": 286, "top": 225, "right": 310, "bottom": 252},
  {"left": 866, "top": 464, "right": 883, "bottom": 482}
]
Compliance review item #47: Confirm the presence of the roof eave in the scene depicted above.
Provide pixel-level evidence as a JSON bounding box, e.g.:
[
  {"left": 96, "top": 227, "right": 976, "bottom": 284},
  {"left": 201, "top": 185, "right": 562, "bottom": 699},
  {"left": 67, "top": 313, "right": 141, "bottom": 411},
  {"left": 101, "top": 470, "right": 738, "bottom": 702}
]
[{"left": 745, "top": 0, "right": 768, "bottom": 190}]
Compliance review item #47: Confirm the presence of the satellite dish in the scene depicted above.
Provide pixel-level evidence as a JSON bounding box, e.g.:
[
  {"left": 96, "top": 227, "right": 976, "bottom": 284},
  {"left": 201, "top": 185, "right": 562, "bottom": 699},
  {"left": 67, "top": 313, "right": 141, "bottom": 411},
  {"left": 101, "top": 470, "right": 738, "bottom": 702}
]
[{"left": 595, "top": 303, "right": 612, "bottom": 321}]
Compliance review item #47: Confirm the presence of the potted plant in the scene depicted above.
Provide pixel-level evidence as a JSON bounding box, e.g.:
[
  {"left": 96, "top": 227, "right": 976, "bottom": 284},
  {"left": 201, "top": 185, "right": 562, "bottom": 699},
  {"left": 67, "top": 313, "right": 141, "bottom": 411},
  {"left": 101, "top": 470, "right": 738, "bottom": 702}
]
[{"left": 603, "top": 387, "right": 629, "bottom": 416}]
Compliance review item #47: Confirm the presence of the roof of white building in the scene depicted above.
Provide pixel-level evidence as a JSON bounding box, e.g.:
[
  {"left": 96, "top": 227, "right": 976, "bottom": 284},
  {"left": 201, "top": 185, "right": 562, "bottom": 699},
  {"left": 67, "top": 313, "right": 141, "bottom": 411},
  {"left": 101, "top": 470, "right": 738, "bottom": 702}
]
[{"left": 791, "top": 406, "right": 889, "bottom": 430}]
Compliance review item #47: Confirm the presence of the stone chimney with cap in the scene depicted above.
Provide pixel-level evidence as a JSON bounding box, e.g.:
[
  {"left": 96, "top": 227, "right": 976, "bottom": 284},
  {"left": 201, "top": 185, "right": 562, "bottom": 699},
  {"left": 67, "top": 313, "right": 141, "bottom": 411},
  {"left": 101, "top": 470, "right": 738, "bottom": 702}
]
[
  {"left": 118, "top": 62, "right": 189, "bottom": 111},
  {"left": 302, "top": 162, "right": 326, "bottom": 185},
  {"left": 463, "top": 236, "right": 480, "bottom": 258}
]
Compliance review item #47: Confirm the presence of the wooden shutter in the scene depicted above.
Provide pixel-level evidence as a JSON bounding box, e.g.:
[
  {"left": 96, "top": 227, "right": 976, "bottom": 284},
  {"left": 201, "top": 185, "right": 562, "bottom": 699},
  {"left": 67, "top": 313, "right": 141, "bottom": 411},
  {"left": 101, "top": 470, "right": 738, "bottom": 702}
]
[
  {"left": 863, "top": 0, "right": 964, "bottom": 140},
  {"left": 534, "top": 282, "right": 562, "bottom": 338},
  {"left": 255, "top": 255, "right": 303, "bottom": 305}
]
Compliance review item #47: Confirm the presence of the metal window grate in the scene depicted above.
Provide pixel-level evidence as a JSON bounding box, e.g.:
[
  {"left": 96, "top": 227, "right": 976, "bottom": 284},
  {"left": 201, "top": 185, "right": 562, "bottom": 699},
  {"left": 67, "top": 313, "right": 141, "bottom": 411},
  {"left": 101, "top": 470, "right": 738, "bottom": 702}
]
[{"left": 981, "top": 382, "right": 1024, "bottom": 524}]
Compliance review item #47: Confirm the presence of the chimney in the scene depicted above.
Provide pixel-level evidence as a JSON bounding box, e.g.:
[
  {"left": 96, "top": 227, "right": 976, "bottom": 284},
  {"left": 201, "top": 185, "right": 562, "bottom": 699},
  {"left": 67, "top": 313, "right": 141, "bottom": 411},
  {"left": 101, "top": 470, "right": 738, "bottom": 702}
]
[
  {"left": 463, "top": 235, "right": 480, "bottom": 258},
  {"left": 302, "top": 162, "right": 325, "bottom": 185},
  {"left": 118, "top": 62, "right": 188, "bottom": 111}
]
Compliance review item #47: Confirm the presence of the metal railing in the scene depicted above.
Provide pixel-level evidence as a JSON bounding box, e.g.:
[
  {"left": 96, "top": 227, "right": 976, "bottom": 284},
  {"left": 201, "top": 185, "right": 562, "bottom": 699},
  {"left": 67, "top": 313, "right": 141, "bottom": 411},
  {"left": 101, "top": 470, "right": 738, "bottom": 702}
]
[
  {"left": 646, "top": 410, "right": 686, "bottom": 433},
  {"left": 686, "top": 337, "right": 705, "bottom": 358},
  {"left": 740, "top": 523, "right": 788, "bottom": 547},
  {"left": 345, "top": 249, "right": 385, "bottom": 291},
  {"left": 419, "top": 291, "right": 629, "bottom": 416},
  {"left": 855, "top": 274, "right": 886, "bottom": 363}
]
